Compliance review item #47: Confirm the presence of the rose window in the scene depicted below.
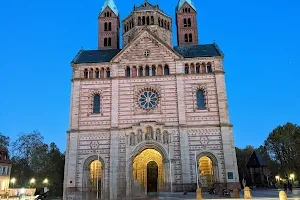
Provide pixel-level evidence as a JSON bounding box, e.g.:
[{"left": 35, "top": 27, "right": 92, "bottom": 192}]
[{"left": 138, "top": 90, "right": 158, "bottom": 109}]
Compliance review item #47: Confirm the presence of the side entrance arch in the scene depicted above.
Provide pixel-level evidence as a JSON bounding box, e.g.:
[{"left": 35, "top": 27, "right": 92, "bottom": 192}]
[
  {"left": 197, "top": 152, "right": 219, "bottom": 188},
  {"left": 82, "top": 155, "right": 105, "bottom": 200}
]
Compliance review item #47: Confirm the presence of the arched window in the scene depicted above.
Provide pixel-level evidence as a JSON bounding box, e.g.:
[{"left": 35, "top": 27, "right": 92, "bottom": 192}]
[
  {"left": 84, "top": 69, "right": 89, "bottom": 79},
  {"left": 89, "top": 68, "right": 94, "bottom": 79},
  {"left": 126, "top": 66, "right": 131, "bottom": 77},
  {"left": 196, "top": 90, "right": 206, "bottom": 109},
  {"left": 164, "top": 65, "right": 169, "bottom": 75},
  {"left": 104, "top": 13, "right": 107, "bottom": 17},
  {"left": 157, "top": 65, "right": 163, "bottom": 75},
  {"left": 93, "top": 94, "right": 101, "bottom": 114},
  {"left": 184, "top": 34, "right": 188, "bottom": 42},
  {"left": 188, "top": 8, "right": 191, "bottom": 12},
  {"left": 104, "top": 38, "right": 108, "bottom": 46},
  {"left": 132, "top": 66, "right": 137, "bottom": 77},
  {"left": 189, "top": 34, "right": 193, "bottom": 42},
  {"left": 108, "top": 22, "right": 112, "bottom": 31},
  {"left": 104, "top": 22, "right": 108, "bottom": 31},
  {"left": 138, "top": 17, "right": 141, "bottom": 25},
  {"left": 145, "top": 66, "right": 150, "bottom": 76},
  {"left": 108, "top": 38, "right": 111, "bottom": 46},
  {"left": 207, "top": 63, "right": 212, "bottom": 73},
  {"left": 167, "top": 22, "right": 170, "bottom": 30},
  {"left": 196, "top": 63, "right": 200, "bottom": 74},
  {"left": 95, "top": 68, "right": 100, "bottom": 78},
  {"left": 151, "top": 16, "right": 154, "bottom": 25},
  {"left": 188, "top": 18, "right": 191, "bottom": 27},
  {"left": 152, "top": 66, "right": 156, "bottom": 76},
  {"left": 164, "top": 20, "right": 167, "bottom": 28},
  {"left": 185, "top": 65, "right": 189, "bottom": 74},
  {"left": 147, "top": 16, "right": 150, "bottom": 25},
  {"left": 142, "top": 16, "right": 145, "bottom": 25},
  {"left": 201, "top": 63, "right": 206, "bottom": 73},
  {"left": 107, "top": 69, "right": 111, "bottom": 78},
  {"left": 190, "top": 63, "right": 195, "bottom": 74},
  {"left": 184, "top": 18, "right": 187, "bottom": 27},
  {"left": 139, "top": 66, "right": 143, "bottom": 77}
]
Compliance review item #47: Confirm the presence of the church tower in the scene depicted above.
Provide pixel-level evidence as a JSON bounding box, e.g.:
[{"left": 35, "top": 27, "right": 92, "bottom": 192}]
[
  {"left": 98, "top": 0, "right": 120, "bottom": 50},
  {"left": 176, "top": 0, "right": 198, "bottom": 46}
]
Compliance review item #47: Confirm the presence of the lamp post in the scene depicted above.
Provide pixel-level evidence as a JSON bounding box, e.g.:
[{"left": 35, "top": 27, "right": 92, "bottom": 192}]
[
  {"left": 289, "top": 174, "right": 295, "bottom": 183},
  {"left": 10, "top": 178, "right": 16, "bottom": 188},
  {"left": 30, "top": 178, "right": 36, "bottom": 188}
]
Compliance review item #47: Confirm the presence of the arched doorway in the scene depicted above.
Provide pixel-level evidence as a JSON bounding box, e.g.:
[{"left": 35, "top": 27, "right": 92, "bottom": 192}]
[
  {"left": 132, "top": 149, "right": 163, "bottom": 194},
  {"left": 83, "top": 157, "right": 104, "bottom": 200},
  {"left": 199, "top": 156, "right": 214, "bottom": 187},
  {"left": 147, "top": 161, "right": 158, "bottom": 193}
]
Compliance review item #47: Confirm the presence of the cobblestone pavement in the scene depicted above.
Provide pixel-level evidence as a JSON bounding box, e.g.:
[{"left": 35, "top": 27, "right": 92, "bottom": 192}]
[{"left": 155, "top": 189, "right": 300, "bottom": 200}]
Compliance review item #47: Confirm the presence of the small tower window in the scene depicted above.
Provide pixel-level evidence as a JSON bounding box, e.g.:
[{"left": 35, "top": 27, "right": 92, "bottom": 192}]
[
  {"left": 93, "top": 94, "right": 101, "bottom": 114},
  {"left": 184, "top": 19, "right": 187, "bottom": 27},
  {"left": 126, "top": 67, "right": 131, "bottom": 77},
  {"left": 151, "top": 16, "right": 154, "bottom": 25},
  {"left": 196, "top": 63, "right": 201, "bottom": 74},
  {"left": 196, "top": 90, "right": 206, "bottom": 109},
  {"left": 108, "top": 22, "right": 112, "bottom": 31},
  {"left": 167, "top": 22, "right": 170, "bottom": 30},
  {"left": 138, "top": 17, "right": 141, "bottom": 25},
  {"left": 184, "top": 34, "right": 188, "bottom": 42},
  {"left": 185, "top": 64, "right": 189, "bottom": 74},
  {"left": 188, "top": 18, "right": 191, "bottom": 27},
  {"left": 107, "top": 69, "right": 111, "bottom": 78},
  {"left": 104, "top": 38, "right": 108, "bottom": 46},
  {"left": 142, "top": 16, "right": 146, "bottom": 25},
  {"left": 95, "top": 68, "right": 100, "bottom": 78},
  {"left": 89, "top": 68, "right": 94, "bottom": 79},
  {"left": 147, "top": 16, "right": 150, "bottom": 25},
  {"left": 164, "top": 65, "right": 169, "bottom": 75},
  {"left": 139, "top": 67, "right": 143, "bottom": 77},
  {"left": 207, "top": 63, "right": 212, "bottom": 73},
  {"left": 108, "top": 38, "right": 111, "bottom": 46},
  {"left": 104, "top": 22, "right": 108, "bottom": 31},
  {"left": 188, "top": 8, "right": 191, "bottom": 12},
  {"left": 152, "top": 66, "right": 156, "bottom": 76},
  {"left": 145, "top": 66, "right": 150, "bottom": 76},
  {"left": 164, "top": 20, "right": 167, "bottom": 28},
  {"left": 84, "top": 69, "right": 89, "bottom": 79},
  {"left": 189, "top": 34, "right": 193, "bottom": 42}
]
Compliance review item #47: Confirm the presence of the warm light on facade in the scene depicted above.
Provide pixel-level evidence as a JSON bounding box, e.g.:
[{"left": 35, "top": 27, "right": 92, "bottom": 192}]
[
  {"left": 275, "top": 175, "right": 280, "bottom": 181},
  {"left": 43, "top": 179, "right": 49, "bottom": 184},
  {"left": 290, "top": 174, "right": 295, "bottom": 180},
  {"left": 10, "top": 178, "right": 16, "bottom": 184}
]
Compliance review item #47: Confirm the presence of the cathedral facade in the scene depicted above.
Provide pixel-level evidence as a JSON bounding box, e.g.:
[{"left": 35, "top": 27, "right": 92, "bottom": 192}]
[{"left": 64, "top": 0, "right": 239, "bottom": 199}]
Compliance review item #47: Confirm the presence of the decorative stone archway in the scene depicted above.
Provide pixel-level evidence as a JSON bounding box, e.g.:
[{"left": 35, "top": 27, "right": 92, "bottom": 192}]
[
  {"left": 82, "top": 155, "right": 106, "bottom": 200},
  {"left": 127, "top": 141, "right": 170, "bottom": 197},
  {"left": 196, "top": 152, "right": 220, "bottom": 187}
]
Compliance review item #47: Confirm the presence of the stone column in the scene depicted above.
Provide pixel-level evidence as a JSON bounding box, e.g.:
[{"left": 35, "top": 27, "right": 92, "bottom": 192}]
[
  {"left": 215, "top": 69, "right": 239, "bottom": 187},
  {"left": 110, "top": 78, "right": 119, "bottom": 199}
]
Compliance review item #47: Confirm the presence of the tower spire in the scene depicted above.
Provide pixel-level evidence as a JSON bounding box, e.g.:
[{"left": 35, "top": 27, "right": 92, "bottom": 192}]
[
  {"left": 100, "top": 0, "right": 119, "bottom": 16},
  {"left": 176, "top": 0, "right": 196, "bottom": 12}
]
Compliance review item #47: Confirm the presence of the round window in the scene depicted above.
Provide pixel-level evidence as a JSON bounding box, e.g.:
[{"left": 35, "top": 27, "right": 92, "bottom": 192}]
[{"left": 138, "top": 91, "right": 158, "bottom": 109}]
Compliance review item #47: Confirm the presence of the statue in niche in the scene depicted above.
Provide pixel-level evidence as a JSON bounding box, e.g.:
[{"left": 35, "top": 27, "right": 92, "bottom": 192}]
[
  {"left": 163, "top": 131, "right": 169, "bottom": 144},
  {"left": 156, "top": 129, "right": 161, "bottom": 142},
  {"left": 130, "top": 133, "right": 135, "bottom": 146},
  {"left": 146, "top": 127, "right": 153, "bottom": 140},
  {"left": 137, "top": 130, "right": 142, "bottom": 143}
]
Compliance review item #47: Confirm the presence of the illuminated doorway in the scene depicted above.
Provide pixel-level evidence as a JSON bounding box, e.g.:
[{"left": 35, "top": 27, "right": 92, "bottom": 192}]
[
  {"left": 133, "top": 149, "right": 164, "bottom": 193},
  {"left": 88, "top": 160, "right": 102, "bottom": 199},
  {"left": 199, "top": 156, "right": 214, "bottom": 187}
]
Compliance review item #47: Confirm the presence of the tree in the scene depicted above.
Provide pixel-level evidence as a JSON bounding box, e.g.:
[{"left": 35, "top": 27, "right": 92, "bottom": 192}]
[
  {"left": 0, "top": 132, "right": 10, "bottom": 149},
  {"left": 264, "top": 122, "right": 300, "bottom": 177},
  {"left": 236, "top": 146, "right": 255, "bottom": 186}
]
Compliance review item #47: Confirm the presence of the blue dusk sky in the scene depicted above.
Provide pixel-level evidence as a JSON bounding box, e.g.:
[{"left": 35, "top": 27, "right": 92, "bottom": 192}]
[{"left": 0, "top": 0, "right": 299, "bottom": 152}]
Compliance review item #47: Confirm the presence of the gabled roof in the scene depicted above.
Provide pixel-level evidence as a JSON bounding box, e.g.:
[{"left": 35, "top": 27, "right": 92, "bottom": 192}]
[
  {"left": 100, "top": 0, "right": 119, "bottom": 16},
  {"left": 71, "top": 49, "right": 122, "bottom": 64},
  {"left": 174, "top": 43, "right": 223, "bottom": 58},
  {"left": 246, "top": 151, "right": 267, "bottom": 168},
  {"left": 176, "top": 0, "right": 196, "bottom": 12}
]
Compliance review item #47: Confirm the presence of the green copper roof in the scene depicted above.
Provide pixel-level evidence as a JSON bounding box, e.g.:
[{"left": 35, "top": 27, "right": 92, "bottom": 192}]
[
  {"left": 176, "top": 0, "right": 196, "bottom": 12},
  {"left": 100, "top": 0, "right": 119, "bottom": 16}
]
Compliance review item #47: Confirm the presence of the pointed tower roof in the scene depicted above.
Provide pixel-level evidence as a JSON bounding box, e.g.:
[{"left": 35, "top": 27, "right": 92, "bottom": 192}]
[
  {"left": 100, "top": 0, "right": 119, "bottom": 16},
  {"left": 176, "top": 0, "right": 196, "bottom": 12}
]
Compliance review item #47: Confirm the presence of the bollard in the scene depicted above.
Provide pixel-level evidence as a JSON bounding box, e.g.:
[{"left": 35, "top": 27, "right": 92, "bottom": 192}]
[
  {"left": 196, "top": 187, "right": 203, "bottom": 200},
  {"left": 279, "top": 191, "right": 287, "bottom": 200},
  {"left": 243, "top": 187, "right": 252, "bottom": 199},
  {"left": 233, "top": 188, "right": 240, "bottom": 198}
]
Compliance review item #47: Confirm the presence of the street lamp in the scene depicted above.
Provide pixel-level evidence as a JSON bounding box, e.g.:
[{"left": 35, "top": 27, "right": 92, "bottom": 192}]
[
  {"left": 275, "top": 175, "right": 280, "bottom": 182},
  {"left": 43, "top": 179, "right": 48, "bottom": 184},
  {"left": 289, "top": 174, "right": 295, "bottom": 182},
  {"left": 10, "top": 178, "right": 16, "bottom": 188}
]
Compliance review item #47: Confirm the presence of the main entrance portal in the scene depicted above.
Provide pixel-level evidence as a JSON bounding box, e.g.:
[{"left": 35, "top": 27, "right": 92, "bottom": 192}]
[{"left": 133, "top": 149, "right": 164, "bottom": 193}]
